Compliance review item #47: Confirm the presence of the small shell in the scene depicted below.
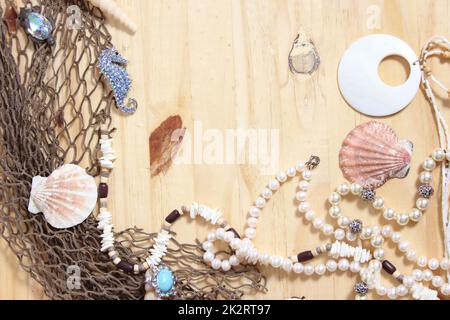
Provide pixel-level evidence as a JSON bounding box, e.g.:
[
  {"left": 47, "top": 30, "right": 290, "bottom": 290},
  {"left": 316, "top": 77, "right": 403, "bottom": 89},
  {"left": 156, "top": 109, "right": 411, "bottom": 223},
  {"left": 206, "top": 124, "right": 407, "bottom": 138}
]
[
  {"left": 28, "top": 164, "right": 97, "bottom": 229},
  {"left": 289, "top": 33, "right": 320, "bottom": 75},
  {"left": 89, "top": 0, "right": 137, "bottom": 34},
  {"left": 339, "top": 121, "right": 413, "bottom": 189}
]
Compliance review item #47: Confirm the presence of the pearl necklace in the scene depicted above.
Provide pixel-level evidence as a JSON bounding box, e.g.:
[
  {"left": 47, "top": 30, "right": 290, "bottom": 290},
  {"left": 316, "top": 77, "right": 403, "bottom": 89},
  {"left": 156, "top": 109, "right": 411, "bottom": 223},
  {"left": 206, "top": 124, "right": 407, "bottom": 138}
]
[{"left": 199, "top": 156, "right": 372, "bottom": 273}]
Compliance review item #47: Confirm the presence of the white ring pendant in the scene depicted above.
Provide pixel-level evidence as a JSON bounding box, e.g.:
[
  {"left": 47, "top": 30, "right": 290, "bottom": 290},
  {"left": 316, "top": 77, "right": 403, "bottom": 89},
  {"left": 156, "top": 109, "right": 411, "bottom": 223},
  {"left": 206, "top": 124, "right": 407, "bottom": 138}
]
[{"left": 338, "top": 34, "right": 421, "bottom": 117}]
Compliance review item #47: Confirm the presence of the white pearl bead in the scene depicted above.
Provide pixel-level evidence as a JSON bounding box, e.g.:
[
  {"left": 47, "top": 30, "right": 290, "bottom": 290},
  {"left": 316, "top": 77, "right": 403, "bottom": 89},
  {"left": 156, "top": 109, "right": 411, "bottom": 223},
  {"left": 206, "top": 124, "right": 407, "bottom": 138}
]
[
  {"left": 440, "top": 258, "right": 450, "bottom": 270},
  {"left": 381, "top": 225, "right": 393, "bottom": 238},
  {"left": 441, "top": 284, "right": 450, "bottom": 295},
  {"left": 326, "top": 260, "right": 338, "bottom": 272},
  {"left": 212, "top": 259, "right": 222, "bottom": 270},
  {"left": 346, "top": 231, "right": 357, "bottom": 241},
  {"left": 270, "top": 256, "right": 282, "bottom": 268},
  {"left": 302, "top": 170, "right": 312, "bottom": 181},
  {"left": 298, "top": 180, "right": 310, "bottom": 191},
  {"left": 202, "top": 241, "right": 214, "bottom": 252},
  {"left": 355, "top": 294, "right": 368, "bottom": 300},
  {"left": 406, "top": 250, "right": 417, "bottom": 262},
  {"left": 328, "top": 192, "right": 341, "bottom": 205},
  {"left": 337, "top": 183, "right": 350, "bottom": 196},
  {"left": 398, "top": 241, "right": 410, "bottom": 253},
  {"left": 350, "top": 261, "right": 361, "bottom": 273},
  {"left": 276, "top": 172, "right": 288, "bottom": 183},
  {"left": 372, "top": 226, "right": 381, "bottom": 235},
  {"left": 373, "top": 197, "right": 385, "bottom": 209},
  {"left": 248, "top": 250, "right": 259, "bottom": 264},
  {"left": 334, "top": 228, "right": 345, "bottom": 240},
  {"left": 350, "top": 183, "right": 362, "bottom": 195},
  {"left": 423, "top": 158, "right": 437, "bottom": 171},
  {"left": 371, "top": 235, "right": 384, "bottom": 248},
  {"left": 322, "top": 224, "right": 334, "bottom": 235},
  {"left": 255, "top": 197, "right": 266, "bottom": 208},
  {"left": 423, "top": 269, "right": 433, "bottom": 281},
  {"left": 282, "top": 259, "right": 293, "bottom": 272},
  {"left": 296, "top": 162, "right": 305, "bottom": 172},
  {"left": 409, "top": 209, "right": 422, "bottom": 222},
  {"left": 383, "top": 208, "right": 396, "bottom": 220},
  {"left": 374, "top": 248, "right": 385, "bottom": 260},
  {"left": 305, "top": 211, "right": 315, "bottom": 221},
  {"left": 416, "top": 198, "right": 429, "bottom": 211},
  {"left": 247, "top": 217, "right": 258, "bottom": 228},
  {"left": 428, "top": 258, "right": 439, "bottom": 270},
  {"left": 432, "top": 276, "right": 444, "bottom": 288},
  {"left": 315, "top": 263, "right": 326, "bottom": 275},
  {"left": 387, "top": 288, "right": 397, "bottom": 299},
  {"left": 207, "top": 232, "right": 217, "bottom": 242},
  {"left": 432, "top": 149, "right": 446, "bottom": 162},
  {"left": 269, "top": 179, "right": 280, "bottom": 191},
  {"left": 298, "top": 202, "right": 310, "bottom": 214},
  {"left": 313, "top": 218, "right": 324, "bottom": 230},
  {"left": 376, "top": 286, "right": 387, "bottom": 296},
  {"left": 338, "top": 258, "right": 350, "bottom": 271},
  {"left": 286, "top": 167, "right": 297, "bottom": 177},
  {"left": 293, "top": 263, "right": 304, "bottom": 274},
  {"left": 391, "top": 232, "right": 401, "bottom": 243},
  {"left": 329, "top": 206, "right": 341, "bottom": 218},
  {"left": 420, "top": 171, "right": 433, "bottom": 184},
  {"left": 203, "top": 251, "right": 214, "bottom": 263},
  {"left": 369, "top": 260, "right": 382, "bottom": 272},
  {"left": 249, "top": 206, "right": 260, "bottom": 218},
  {"left": 244, "top": 227, "right": 256, "bottom": 239},
  {"left": 361, "top": 272, "right": 374, "bottom": 285},
  {"left": 224, "top": 231, "right": 235, "bottom": 243},
  {"left": 296, "top": 191, "right": 307, "bottom": 202},
  {"left": 396, "top": 285, "right": 408, "bottom": 297},
  {"left": 261, "top": 188, "right": 273, "bottom": 199},
  {"left": 417, "top": 256, "right": 428, "bottom": 268},
  {"left": 304, "top": 264, "right": 314, "bottom": 276},
  {"left": 337, "top": 216, "right": 350, "bottom": 228},
  {"left": 259, "top": 253, "right": 270, "bottom": 265},
  {"left": 221, "top": 260, "right": 231, "bottom": 272},
  {"left": 361, "top": 227, "right": 373, "bottom": 239},
  {"left": 229, "top": 255, "right": 239, "bottom": 266},
  {"left": 230, "top": 238, "right": 241, "bottom": 250},
  {"left": 412, "top": 269, "right": 423, "bottom": 281},
  {"left": 396, "top": 213, "right": 409, "bottom": 226},
  {"left": 216, "top": 228, "right": 226, "bottom": 239}
]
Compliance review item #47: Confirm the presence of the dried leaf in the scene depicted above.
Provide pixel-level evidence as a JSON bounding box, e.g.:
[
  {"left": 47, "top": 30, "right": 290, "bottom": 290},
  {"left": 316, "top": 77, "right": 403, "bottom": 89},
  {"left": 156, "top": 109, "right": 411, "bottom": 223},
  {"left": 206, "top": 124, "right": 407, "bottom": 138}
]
[
  {"left": 3, "top": 5, "right": 18, "bottom": 33},
  {"left": 149, "top": 115, "right": 185, "bottom": 177}
]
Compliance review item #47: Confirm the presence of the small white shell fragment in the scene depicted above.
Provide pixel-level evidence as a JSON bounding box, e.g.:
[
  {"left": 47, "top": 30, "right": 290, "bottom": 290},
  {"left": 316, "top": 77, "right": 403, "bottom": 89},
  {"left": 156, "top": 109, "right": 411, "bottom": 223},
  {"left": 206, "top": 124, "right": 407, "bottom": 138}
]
[
  {"left": 289, "top": 33, "right": 320, "bottom": 76},
  {"left": 28, "top": 164, "right": 97, "bottom": 229}
]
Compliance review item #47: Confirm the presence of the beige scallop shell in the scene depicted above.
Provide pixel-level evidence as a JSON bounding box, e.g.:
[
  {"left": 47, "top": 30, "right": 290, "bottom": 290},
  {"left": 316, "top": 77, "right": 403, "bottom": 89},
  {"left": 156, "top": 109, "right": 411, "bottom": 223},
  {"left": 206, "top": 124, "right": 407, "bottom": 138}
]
[
  {"left": 28, "top": 164, "right": 97, "bottom": 229},
  {"left": 339, "top": 121, "right": 413, "bottom": 189}
]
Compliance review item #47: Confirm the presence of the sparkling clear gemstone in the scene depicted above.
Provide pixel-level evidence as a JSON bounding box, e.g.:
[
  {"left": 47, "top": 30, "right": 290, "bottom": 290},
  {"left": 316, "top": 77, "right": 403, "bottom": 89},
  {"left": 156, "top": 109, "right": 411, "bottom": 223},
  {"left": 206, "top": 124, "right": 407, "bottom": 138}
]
[{"left": 25, "top": 12, "right": 53, "bottom": 41}]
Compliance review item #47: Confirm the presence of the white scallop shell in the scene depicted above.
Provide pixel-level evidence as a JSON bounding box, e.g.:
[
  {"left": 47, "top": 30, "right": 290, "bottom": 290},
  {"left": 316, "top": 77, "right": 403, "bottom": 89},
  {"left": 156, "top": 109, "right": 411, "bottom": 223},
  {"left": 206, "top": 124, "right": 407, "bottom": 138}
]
[
  {"left": 28, "top": 164, "right": 97, "bottom": 229},
  {"left": 339, "top": 121, "right": 413, "bottom": 189}
]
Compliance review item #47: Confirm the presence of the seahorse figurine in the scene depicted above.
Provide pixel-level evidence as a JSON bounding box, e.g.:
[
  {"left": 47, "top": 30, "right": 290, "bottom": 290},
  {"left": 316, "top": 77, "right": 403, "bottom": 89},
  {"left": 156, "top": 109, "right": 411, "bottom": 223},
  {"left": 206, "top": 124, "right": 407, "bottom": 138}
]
[{"left": 98, "top": 48, "right": 137, "bottom": 114}]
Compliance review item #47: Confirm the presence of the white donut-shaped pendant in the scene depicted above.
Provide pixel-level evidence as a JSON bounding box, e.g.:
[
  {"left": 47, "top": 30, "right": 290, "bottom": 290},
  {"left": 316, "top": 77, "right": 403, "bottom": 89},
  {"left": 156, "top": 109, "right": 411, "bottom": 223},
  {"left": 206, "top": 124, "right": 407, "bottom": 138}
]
[{"left": 338, "top": 34, "right": 421, "bottom": 117}]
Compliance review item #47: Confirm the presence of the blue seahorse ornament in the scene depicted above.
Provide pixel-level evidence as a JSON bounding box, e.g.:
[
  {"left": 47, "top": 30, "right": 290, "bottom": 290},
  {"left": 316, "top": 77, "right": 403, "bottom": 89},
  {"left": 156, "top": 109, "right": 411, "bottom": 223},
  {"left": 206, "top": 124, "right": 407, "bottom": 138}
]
[{"left": 98, "top": 48, "right": 137, "bottom": 114}]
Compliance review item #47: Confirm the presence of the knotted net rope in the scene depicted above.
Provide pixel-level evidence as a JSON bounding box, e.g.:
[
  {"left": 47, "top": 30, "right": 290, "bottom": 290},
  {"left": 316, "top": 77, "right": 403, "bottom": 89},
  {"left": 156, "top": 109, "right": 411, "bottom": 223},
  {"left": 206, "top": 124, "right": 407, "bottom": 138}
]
[{"left": 0, "top": 0, "right": 266, "bottom": 300}]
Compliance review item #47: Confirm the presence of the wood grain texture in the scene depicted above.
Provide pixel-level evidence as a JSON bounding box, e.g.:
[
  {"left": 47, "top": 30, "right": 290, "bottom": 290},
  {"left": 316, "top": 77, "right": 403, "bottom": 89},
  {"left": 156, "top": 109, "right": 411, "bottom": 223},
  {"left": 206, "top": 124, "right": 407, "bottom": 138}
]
[{"left": 2, "top": 0, "right": 450, "bottom": 300}]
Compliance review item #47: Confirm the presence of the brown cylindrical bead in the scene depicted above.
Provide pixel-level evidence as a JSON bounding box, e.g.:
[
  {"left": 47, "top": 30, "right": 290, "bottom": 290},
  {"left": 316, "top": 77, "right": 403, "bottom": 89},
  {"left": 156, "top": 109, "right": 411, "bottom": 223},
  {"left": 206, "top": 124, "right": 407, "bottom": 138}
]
[
  {"left": 297, "top": 250, "right": 314, "bottom": 263},
  {"left": 165, "top": 209, "right": 181, "bottom": 224},
  {"left": 227, "top": 228, "right": 241, "bottom": 239},
  {"left": 382, "top": 260, "right": 397, "bottom": 275},
  {"left": 98, "top": 183, "right": 109, "bottom": 198},
  {"left": 117, "top": 260, "right": 134, "bottom": 273}
]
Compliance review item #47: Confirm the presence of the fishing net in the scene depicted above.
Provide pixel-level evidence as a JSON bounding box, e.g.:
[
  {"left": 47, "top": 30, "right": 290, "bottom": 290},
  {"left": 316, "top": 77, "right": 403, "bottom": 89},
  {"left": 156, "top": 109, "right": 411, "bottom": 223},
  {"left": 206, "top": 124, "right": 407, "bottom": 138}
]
[{"left": 0, "top": 0, "right": 266, "bottom": 300}]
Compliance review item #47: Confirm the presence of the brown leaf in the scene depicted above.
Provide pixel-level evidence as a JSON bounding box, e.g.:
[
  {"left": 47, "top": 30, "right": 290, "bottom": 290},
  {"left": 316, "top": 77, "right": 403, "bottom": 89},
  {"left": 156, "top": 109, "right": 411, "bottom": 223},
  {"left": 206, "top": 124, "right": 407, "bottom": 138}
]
[
  {"left": 3, "top": 6, "right": 18, "bottom": 34},
  {"left": 149, "top": 115, "right": 185, "bottom": 177}
]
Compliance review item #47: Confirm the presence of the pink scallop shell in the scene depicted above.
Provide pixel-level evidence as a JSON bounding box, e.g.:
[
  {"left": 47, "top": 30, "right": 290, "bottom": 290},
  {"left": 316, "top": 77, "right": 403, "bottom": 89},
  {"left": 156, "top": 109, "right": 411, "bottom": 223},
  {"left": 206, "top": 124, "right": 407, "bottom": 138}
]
[{"left": 339, "top": 121, "right": 413, "bottom": 189}]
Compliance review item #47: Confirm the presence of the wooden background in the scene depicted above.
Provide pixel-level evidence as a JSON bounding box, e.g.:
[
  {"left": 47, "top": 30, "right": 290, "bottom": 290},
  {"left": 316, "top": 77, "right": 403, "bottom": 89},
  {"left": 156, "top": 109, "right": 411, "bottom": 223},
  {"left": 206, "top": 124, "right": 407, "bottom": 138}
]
[{"left": 2, "top": 0, "right": 450, "bottom": 300}]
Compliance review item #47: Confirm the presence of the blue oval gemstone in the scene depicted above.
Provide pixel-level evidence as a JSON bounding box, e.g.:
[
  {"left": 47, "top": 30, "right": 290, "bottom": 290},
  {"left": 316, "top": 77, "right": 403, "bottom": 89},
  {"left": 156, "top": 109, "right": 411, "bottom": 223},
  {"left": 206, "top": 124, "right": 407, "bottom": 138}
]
[
  {"left": 156, "top": 268, "right": 174, "bottom": 293},
  {"left": 25, "top": 12, "right": 52, "bottom": 41}
]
